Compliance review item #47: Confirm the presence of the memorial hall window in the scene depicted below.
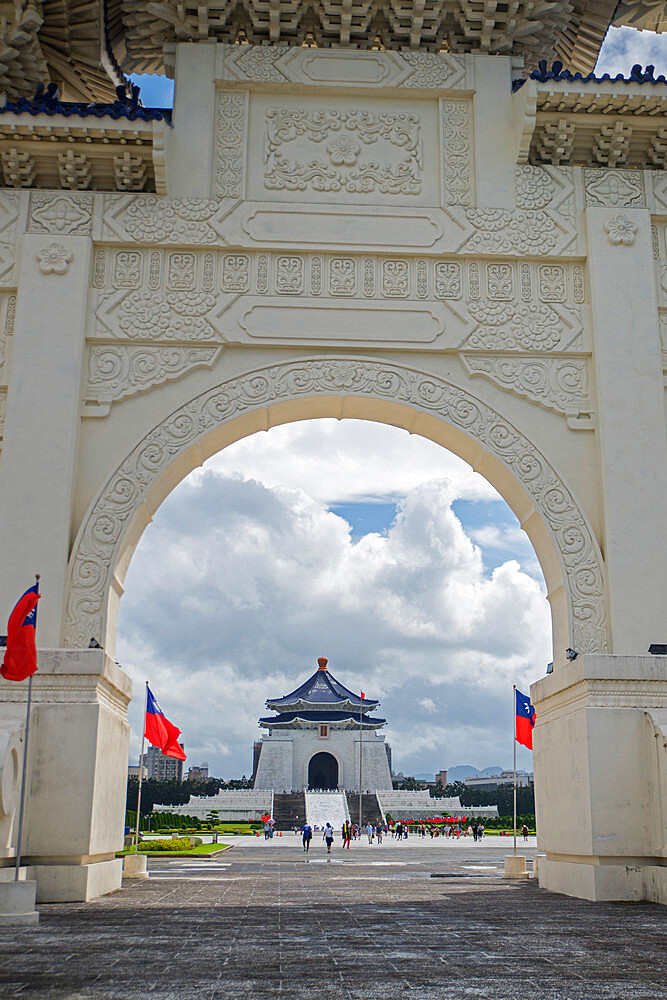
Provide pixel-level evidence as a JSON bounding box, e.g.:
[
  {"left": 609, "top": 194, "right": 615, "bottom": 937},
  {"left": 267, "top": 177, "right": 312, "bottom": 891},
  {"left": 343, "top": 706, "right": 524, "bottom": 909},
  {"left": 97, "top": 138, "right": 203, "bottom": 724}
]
[{"left": 319, "top": 725, "right": 328, "bottom": 738}]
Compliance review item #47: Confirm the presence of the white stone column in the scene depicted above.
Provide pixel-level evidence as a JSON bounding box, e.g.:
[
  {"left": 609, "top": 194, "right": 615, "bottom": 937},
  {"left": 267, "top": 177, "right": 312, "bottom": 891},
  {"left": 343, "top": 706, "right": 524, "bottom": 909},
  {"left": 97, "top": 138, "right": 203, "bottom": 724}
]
[
  {"left": 472, "top": 56, "right": 515, "bottom": 208},
  {"left": 0, "top": 235, "right": 91, "bottom": 646},
  {"left": 532, "top": 654, "right": 667, "bottom": 903},
  {"left": 166, "top": 42, "right": 217, "bottom": 198},
  {"left": 585, "top": 208, "right": 667, "bottom": 655},
  {"left": 0, "top": 649, "right": 131, "bottom": 902}
]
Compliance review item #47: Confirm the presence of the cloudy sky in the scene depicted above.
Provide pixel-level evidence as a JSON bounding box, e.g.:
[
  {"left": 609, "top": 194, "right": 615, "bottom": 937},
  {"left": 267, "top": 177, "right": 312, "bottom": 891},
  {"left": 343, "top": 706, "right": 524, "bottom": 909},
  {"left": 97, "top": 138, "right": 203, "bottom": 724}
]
[
  {"left": 118, "top": 420, "right": 549, "bottom": 779},
  {"left": 119, "top": 27, "right": 667, "bottom": 782}
]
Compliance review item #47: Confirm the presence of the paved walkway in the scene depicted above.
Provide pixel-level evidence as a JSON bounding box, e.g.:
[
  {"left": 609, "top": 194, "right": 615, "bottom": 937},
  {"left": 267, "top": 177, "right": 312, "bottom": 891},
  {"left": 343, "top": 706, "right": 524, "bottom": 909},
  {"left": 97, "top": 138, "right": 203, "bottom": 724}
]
[{"left": 1, "top": 834, "right": 665, "bottom": 1000}]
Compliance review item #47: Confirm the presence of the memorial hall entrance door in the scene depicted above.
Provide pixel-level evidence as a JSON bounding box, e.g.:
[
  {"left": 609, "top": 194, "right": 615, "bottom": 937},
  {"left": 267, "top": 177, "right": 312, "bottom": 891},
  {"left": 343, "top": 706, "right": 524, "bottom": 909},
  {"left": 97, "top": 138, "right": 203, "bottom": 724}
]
[{"left": 308, "top": 752, "right": 339, "bottom": 791}]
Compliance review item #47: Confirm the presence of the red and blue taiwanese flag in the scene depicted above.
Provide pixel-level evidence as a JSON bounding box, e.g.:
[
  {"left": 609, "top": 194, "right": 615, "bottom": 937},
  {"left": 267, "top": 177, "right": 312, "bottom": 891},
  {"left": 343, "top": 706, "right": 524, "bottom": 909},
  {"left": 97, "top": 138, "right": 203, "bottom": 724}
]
[
  {"left": 1, "top": 581, "right": 40, "bottom": 682},
  {"left": 515, "top": 688, "right": 536, "bottom": 750},
  {"left": 145, "top": 684, "right": 186, "bottom": 760}
]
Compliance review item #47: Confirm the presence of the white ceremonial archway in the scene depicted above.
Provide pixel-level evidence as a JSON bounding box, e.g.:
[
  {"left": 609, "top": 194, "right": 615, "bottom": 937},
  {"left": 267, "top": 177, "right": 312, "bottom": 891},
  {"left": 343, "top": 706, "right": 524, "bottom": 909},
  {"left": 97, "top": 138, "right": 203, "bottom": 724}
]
[{"left": 64, "top": 357, "right": 607, "bottom": 660}]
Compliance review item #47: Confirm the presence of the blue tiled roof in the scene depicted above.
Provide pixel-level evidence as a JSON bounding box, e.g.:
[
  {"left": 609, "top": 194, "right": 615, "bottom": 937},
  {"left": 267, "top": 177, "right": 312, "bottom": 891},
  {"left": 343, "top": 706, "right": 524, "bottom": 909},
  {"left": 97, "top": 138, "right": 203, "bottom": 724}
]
[
  {"left": 267, "top": 665, "right": 378, "bottom": 709},
  {"left": 259, "top": 711, "right": 386, "bottom": 726},
  {"left": 0, "top": 83, "right": 172, "bottom": 124},
  {"left": 513, "top": 61, "right": 667, "bottom": 93}
]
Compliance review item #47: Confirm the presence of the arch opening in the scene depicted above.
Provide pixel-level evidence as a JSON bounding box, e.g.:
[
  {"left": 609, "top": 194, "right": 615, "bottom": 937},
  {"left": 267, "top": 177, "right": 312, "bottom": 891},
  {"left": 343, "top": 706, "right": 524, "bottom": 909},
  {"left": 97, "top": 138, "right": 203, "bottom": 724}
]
[
  {"left": 308, "top": 752, "right": 339, "bottom": 790},
  {"left": 65, "top": 358, "right": 607, "bottom": 666}
]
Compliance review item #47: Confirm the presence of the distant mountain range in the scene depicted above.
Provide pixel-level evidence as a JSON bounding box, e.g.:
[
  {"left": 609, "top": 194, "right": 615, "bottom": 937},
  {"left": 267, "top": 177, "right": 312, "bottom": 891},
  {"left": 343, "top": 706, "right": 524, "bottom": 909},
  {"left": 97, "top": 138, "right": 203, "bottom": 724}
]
[{"left": 413, "top": 765, "right": 527, "bottom": 781}]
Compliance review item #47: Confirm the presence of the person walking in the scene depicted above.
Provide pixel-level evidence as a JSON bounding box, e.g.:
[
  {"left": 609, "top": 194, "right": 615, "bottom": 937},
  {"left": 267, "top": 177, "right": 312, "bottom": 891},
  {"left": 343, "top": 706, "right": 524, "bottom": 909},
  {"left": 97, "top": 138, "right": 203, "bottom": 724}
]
[
  {"left": 342, "top": 820, "right": 351, "bottom": 849},
  {"left": 471, "top": 822, "right": 478, "bottom": 842},
  {"left": 478, "top": 824, "right": 485, "bottom": 840},
  {"left": 376, "top": 825, "right": 383, "bottom": 844},
  {"left": 302, "top": 822, "right": 313, "bottom": 853},
  {"left": 522, "top": 823, "right": 529, "bottom": 842},
  {"left": 323, "top": 822, "right": 335, "bottom": 856},
  {"left": 366, "top": 822, "right": 374, "bottom": 844}
]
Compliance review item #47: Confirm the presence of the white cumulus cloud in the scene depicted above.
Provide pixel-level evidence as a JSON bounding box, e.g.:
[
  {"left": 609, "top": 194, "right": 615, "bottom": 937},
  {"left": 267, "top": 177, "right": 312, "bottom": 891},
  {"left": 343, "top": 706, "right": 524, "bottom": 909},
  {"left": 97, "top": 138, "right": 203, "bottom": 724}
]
[{"left": 117, "top": 421, "right": 548, "bottom": 780}]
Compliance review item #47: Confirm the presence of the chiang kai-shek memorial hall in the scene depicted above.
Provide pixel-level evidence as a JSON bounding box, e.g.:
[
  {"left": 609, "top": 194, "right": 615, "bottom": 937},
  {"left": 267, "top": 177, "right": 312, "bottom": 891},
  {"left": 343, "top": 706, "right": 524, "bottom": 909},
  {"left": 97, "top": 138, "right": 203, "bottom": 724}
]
[
  {"left": 254, "top": 656, "right": 393, "bottom": 792},
  {"left": 0, "top": 0, "right": 665, "bottom": 908}
]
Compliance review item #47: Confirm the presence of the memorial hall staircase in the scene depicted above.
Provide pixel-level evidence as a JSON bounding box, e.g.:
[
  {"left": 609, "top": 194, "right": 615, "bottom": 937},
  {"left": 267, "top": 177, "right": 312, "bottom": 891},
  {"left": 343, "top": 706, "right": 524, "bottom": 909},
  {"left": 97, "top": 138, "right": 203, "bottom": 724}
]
[
  {"left": 346, "top": 792, "right": 383, "bottom": 828},
  {"left": 272, "top": 792, "right": 306, "bottom": 830}
]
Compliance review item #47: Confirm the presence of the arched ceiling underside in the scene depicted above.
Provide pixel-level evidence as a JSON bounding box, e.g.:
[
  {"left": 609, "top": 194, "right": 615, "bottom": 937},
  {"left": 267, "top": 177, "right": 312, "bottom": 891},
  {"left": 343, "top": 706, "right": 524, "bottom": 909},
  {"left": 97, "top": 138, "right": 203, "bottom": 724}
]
[{"left": 0, "top": 0, "right": 664, "bottom": 102}]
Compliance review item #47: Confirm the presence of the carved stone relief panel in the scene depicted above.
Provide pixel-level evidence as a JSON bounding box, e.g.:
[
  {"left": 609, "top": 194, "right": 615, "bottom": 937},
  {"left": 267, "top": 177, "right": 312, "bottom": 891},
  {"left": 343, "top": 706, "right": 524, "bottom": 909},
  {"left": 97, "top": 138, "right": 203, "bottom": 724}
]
[
  {"left": 0, "top": 191, "right": 20, "bottom": 286},
  {"left": 219, "top": 43, "right": 467, "bottom": 90},
  {"left": 0, "top": 292, "right": 16, "bottom": 375},
  {"left": 247, "top": 94, "right": 439, "bottom": 206},
  {"left": 460, "top": 355, "right": 592, "bottom": 427},
  {"left": 92, "top": 249, "right": 586, "bottom": 361},
  {"left": 0, "top": 387, "right": 6, "bottom": 444},
  {"left": 215, "top": 90, "right": 249, "bottom": 200},
  {"left": 584, "top": 169, "right": 645, "bottom": 208},
  {"left": 101, "top": 190, "right": 580, "bottom": 257},
  {"left": 651, "top": 171, "right": 667, "bottom": 215},
  {"left": 28, "top": 193, "right": 93, "bottom": 235},
  {"left": 102, "top": 195, "right": 223, "bottom": 245},
  {"left": 84, "top": 345, "right": 222, "bottom": 405},
  {"left": 440, "top": 100, "right": 472, "bottom": 207}
]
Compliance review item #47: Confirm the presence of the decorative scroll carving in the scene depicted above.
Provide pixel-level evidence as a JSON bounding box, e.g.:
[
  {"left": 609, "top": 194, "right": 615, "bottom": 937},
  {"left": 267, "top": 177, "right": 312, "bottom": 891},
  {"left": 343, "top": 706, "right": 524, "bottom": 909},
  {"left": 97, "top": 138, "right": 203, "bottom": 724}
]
[
  {"left": 85, "top": 346, "right": 221, "bottom": 403},
  {"left": 463, "top": 300, "right": 581, "bottom": 352},
  {"left": 329, "top": 258, "right": 355, "bottom": 296},
  {"left": 461, "top": 209, "right": 560, "bottom": 255},
  {"left": 37, "top": 243, "right": 73, "bottom": 274},
  {"left": 65, "top": 359, "right": 608, "bottom": 655},
  {"left": 103, "top": 195, "right": 221, "bottom": 245},
  {"left": 113, "top": 252, "right": 143, "bottom": 289},
  {"left": 584, "top": 170, "right": 644, "bottom": 208},
  {"left": 98, "top": 290, "right": 218, "bottom": 342},
  {"left": 216, "top": 91, "right": 248, "bottom": 200},
  {"left": 264, "top": 108, "right": 422, "bottom": 195},
  {"left": 222, "top": 255, "right": 250, "bottom": 293},
  {"left": 398, "top": 52, "right": 466, "bottom": 89},
  {"left": 514, "top": 165, "right": 575, "bottom": 227},
  {"left": 29, "top": 193, "right": 93, "bottom": 234},
  {"left": 441, "top": 100, "right": 471, "bottom": 207},
  {"left": 0, "top": 293, "right": 15, "bottom": 372},
  {"left": 461, "top": 355, "right": 590, "bottom": 420},
  {"left": 434, "top": 262, "right": 461, "bottom": 299}
]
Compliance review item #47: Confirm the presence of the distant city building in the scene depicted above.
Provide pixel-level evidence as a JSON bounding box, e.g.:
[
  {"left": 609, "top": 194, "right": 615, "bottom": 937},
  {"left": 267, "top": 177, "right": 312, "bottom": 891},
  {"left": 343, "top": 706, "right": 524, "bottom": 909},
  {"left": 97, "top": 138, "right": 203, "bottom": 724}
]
[
  {"left": 187, "top": 764, "right": 209, "bottom": 781},
  {"left": 128, "top": 764, "right": 147, "bottom": 780},
  {"left": 435, "top": 769, "right": 447, "bottom": 786},
  {"left": 142, "top": 744, "right": 185, "bottom": 781},
  {"left": 253, "top": 656, "right": 393, "bottom": 792},
  {"left": 464, "top": 771, "right": 533, "bottom": 789}
]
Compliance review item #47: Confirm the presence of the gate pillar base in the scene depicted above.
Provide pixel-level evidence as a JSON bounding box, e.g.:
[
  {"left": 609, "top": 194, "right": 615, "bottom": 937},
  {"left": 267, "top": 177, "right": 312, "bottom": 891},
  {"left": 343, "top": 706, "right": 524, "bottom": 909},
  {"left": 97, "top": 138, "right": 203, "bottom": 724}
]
[
  {"left": 531, "top": 654, "right": 667, "bottom": 904},
  {"left": 0, "top": 650, "right": 132, "bottom": 904},
  {"left": 27, "top": 859, "right": 123, "bottom": 903},
  {"left": 539, "top": 858, "right": 667, "bottom": 904}
]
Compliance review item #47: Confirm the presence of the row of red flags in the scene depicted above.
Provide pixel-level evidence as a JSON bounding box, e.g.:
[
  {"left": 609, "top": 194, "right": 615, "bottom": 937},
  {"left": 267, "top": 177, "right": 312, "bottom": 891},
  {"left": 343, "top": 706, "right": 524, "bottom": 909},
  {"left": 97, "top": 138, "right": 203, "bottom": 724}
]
[
  {"left": 1, "top": 582, "right": 186, "bottom": 762},
  {"left": 2, "top": 583, "right": 533, "bottom": 760}
]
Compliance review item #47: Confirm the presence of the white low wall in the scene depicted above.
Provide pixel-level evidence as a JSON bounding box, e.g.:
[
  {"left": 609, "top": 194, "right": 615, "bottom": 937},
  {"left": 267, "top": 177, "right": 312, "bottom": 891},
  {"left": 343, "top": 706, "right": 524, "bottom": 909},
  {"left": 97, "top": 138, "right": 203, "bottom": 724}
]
[{"left": 155, "top": 789, "right": 273, "bottom": 821}]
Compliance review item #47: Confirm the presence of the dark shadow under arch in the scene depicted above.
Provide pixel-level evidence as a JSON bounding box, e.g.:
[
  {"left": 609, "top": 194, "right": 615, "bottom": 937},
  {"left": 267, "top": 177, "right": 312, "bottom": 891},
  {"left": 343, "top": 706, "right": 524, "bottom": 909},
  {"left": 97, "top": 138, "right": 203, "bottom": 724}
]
[{"left": 308, "top": 751, "right": 338, "bottom": 790}]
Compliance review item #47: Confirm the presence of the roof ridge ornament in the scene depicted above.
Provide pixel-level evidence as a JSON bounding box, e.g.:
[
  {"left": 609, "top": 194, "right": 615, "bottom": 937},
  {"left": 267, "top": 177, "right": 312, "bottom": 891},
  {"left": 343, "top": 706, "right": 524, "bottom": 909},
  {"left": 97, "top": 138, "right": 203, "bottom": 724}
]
[{"left": 317, "top": 657, "right": 328, "bottom": 672}]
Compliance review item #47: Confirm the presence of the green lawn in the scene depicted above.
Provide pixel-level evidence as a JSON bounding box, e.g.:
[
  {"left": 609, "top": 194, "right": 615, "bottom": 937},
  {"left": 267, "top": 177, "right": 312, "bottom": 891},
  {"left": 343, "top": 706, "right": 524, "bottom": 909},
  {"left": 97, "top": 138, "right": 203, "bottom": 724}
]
[{"left": 117, "top": 842, "right": 230, "bottom": 857}]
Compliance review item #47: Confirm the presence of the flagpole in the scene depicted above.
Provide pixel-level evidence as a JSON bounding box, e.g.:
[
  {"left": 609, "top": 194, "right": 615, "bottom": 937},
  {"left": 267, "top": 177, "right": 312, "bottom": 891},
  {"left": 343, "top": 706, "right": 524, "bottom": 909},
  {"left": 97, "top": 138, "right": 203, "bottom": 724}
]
[
  {"left": 513, "top": 683, "right": 517, "bottom": 856},
  {"left": 14, "top": 573, "right": 39, "bottom": 882},
  {"left": 14, "top": 672, "right": 33, "bottom": 881},
  {"left": 358, "top": 697, "right": 363, "bottom": 830},
  {"left": 134, "top": 681, "right": 148, "bottom": 853}
]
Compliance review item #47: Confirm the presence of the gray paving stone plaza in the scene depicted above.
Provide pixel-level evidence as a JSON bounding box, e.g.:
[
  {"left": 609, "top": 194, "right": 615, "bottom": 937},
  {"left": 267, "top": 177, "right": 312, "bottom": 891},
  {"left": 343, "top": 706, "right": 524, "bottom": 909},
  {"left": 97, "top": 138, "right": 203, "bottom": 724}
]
[{"left": 1, "top": 835, "right": 664, "bottom": 1000}]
